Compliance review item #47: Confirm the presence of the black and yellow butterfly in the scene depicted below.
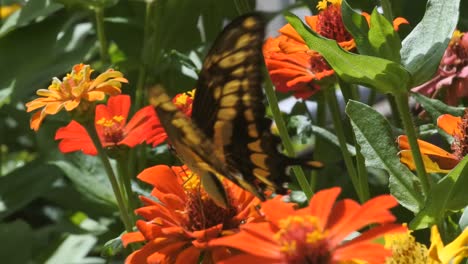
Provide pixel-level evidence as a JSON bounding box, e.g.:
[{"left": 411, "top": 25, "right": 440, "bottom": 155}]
[{"left": 153, "top": 13, "right": 323, "bottom": 207}]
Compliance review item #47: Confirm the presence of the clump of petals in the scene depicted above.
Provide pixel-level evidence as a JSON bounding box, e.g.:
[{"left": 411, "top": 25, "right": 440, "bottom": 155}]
[
  {"left": 209, "top": 187, "right": 405, "bottom": 264},
  {"left": 122, "top": 165, "right": 262, "bottom": 263},
  {"left": 25, "top": 64, "right": 128, "bottom": 131},
  {"left": 55, "top": 95, "right": 158, "bottom": 155}
]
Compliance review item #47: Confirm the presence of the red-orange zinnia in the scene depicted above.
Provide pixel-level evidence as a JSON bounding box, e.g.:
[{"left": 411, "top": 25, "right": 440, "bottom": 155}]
[
  {"left": 398, "top": 110, "right": 468, "bottom": 173},
  {"left": 122, "top": 165, "right": 262, "bottom": 264},
  {"left": 263, "top": 0, "right": 408, "bottom": 99},
  {"left": 147, "top": 89, "right": 195, "bottom": 147},
  {"left": 25, "top": 63, "right": 127, "bottom": 131},
  {"left": 209, "top": 187, "right": 406, "bottom": 264},
  {"left": 55, "top": 94, "right": 158, "bottom": 155}
]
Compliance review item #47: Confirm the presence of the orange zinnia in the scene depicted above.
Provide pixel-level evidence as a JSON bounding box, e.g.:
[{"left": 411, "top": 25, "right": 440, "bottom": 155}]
[
  {"left": 209, "top": 187, "right": 406, "bottom": 264},
  {"left": 25, "top": 63, "right": 127, "bottom": 131},
  {"left": 147, "top": 89, "right": 195, "bottom": 147},
  {"left": 263, "top": 0, "right": 408, "bottom": 99},
  {"left": 122, "top": 165, "right": 262, "bottom": 263},
  {"left": 398, "top": 110, "right": 468, "bottom": 173},
  {"left": 55, "top": 95, "right": 158, "bottom": 155}
]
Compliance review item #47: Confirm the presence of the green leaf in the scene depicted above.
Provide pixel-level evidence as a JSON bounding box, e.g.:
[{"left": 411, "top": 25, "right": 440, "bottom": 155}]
[
  {"left": 459, "top": 207, "right": 468, "bottom": 230},
  {"left": 101, "top": 235, "right": 124, "bottom": 257},
  {"left": 45, "top": 234, "right": 103, "bottom": 264},
  {"left": 341, "top": 0, "right": 372, "bottom": 55},
  {"left": 0, "top": 12, "right": 95, "bottom": 103},
  {"left": 0, "top": 0, "right": 63, "bottom": 37},
  {"left": 285, "top": 12, "right": 410, "bottom": 95},
  {"left": 311, "top": 125, "right": 356, "bottom": 155},
  {"left": 0, "top": 220, "right": 32, "bottom": 263},
  {"left": 411, "top": 92, "right": 465, "bottom": 121},
  {"left": 345, "top": 100, "right": 424, "bottom": 212},
  {"left": 52, "top": 155, "right": 117, "bottom": 210},
  {"left": 368, "top": 9, "right": 402, "bottom": 63},
  {"left": 411, "top": 155, "right": 468, "bottom": 229},
  {"left": 400, "top": 0, "right": 460, "bottom": 86},
  {"left": 0, "top": 162, "right": 61, "bottom": 220}
]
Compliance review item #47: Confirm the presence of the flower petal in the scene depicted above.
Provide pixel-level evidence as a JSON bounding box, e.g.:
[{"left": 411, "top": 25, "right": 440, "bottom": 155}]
[{"left": 437, "top": 114, "right": 462, "bottom": 136}]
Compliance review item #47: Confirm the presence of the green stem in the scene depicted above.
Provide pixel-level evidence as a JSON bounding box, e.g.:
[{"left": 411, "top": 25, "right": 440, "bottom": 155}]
[
  {"left": 310, "top": 92, "right": 327, "bottom": 192},
  {"left": 264, "top": 71, "right": 314, "bottom": 199},
  {"left": 380, "top": 0, "right": 394, "bottom": 22},
  {"left": 234, "top": 0, "right": 252, "bottom": 14},
  {"left": 94, "top": 7, "right": 109, "bottom": 64},
  {"left": 117, "top": 155, "right": 136, "bottom": 224},
  {"left": 354, "top": 139, "right": 370, "bottom": 202},
  {"left": 82, "top": 121, "right": 133, "bottom": 232},
  {"left": 324, "top": 85, "right": 363, "bottom": 201},
  {"left": 394, "top": 93, "right": 430, "bottom": 195}
]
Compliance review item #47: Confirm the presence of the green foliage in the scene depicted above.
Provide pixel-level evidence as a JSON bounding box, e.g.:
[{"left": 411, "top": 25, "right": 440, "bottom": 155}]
[
  {"left": 285, "top": 12, "right": 410, "bottom": 95},
  {"left": 345, "top": 100, "right": 424, "bottom": 212},
  {"left": 411, "top": 156, "right": 468, "bottom": 229},
  {"left": 400, "top": 0, "right": 460, "bottom": 86}
]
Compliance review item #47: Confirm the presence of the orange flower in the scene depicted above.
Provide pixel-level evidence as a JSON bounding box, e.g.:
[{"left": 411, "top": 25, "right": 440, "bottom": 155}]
[
  {"left": 147, "top": 89, "right": 195, "bottom": 147},
  {"left": 25, "top": 64, "right": 127, "bottom": 131},
  {"left": 398, "top": 110, "right": 468, "bottom": 173},
  {"left": 209, "top": 187, "right": 406, "bottom": 264},
  {"left": 55, "top": 95, "right": 158, "bottom": 155},
  {"left": 264, "top": 0, "right": 408, "bottom": 99},
  {"left": 122, "top": 165, "right": 262, "bottom": 263}
]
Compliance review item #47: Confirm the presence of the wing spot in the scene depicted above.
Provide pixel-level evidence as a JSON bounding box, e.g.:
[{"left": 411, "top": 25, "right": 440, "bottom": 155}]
[
  {"left": 248, "top": 140, "right": 262, "bottom": 152},
  {"left": 219, "top": 51, "right": 247, "bottom": 69},
  {"left": 251, "top": 153, "right": 268, "bottom": 170},
  {"left": 248, "top": 124, "right": 258, "bottom": 138},
  {"left": 218, "top": 108, "right": 237, "bottom": 120},
  {"left": 235, "top": 34, "right": 252, "bottom": 49},
  {"left": 220, "top": 94, "right": 239, "bottom": 107},
  {"left": 244, "top": 108, "right": 255, "bottom": 121},
  {"left": 253, "top": 168, "right": 270, "bottom": 181},
  {"left": 243, "top": 17, "right": 257, "bottom": 29},
  {"left": 224, "top": 80, "right": 241, "bottom": 94},
  {"left": 214, "top": 86, "right": 222, "bottom": 100},
  {"left": 214, "top": 121, "right": 232, "bottom": 154}
]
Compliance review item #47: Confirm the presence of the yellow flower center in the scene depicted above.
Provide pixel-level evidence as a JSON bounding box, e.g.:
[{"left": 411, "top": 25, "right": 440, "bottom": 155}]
[
  {"left": 317, "top": 0, "right": 342, "bottom": 10},
  {"left": 384, "top": 231, "right": 438, "bottom": 264},
  {"left": 274, "top": 215, "right": 331, "bottom": 263},
  {"left": 96, "top": 115, "right": 125, "bottom": 144}
]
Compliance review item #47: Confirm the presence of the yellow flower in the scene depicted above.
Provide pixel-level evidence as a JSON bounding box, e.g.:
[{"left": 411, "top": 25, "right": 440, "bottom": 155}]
[
  {"left": 25, "top": 64, "right": 127, "bottom": 131},
  {"left": 385, "top": 225, "right": 468, "bottom": 264},
  {"left": 429, "top": 225, "right": 468, "bottom": 264},
  {"left": 0, "top": 3, "right": 21, "bottom": 19}
]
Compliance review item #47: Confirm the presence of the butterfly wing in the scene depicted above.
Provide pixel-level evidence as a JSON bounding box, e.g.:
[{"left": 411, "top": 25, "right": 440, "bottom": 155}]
[{"left": 192, "top": 14, "right": 322, "bottom": 198}]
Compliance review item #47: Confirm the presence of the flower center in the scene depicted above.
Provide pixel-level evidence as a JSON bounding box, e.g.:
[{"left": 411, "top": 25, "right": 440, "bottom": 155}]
[
  {"left": 315, "top": 3, "right": 353, "bottom": 44},
  {"left": 180, "top": 171, "right": 238, "bottom": 232},
  {"left": 274, "top": 215, "right": 331, "bottom": 263},
  {"left": 451, "top": 109, "right": 468, "bottom": 160},
  {"left": 384, "top": 231, "right": 431, "bottom": 264},
  {"left": 96, "top": 115, "right": 125, "bottom": 144}
]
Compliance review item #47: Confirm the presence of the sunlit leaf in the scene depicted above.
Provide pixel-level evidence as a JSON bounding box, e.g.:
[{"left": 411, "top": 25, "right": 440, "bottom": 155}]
[
  {"left": 345, "top": 100, "right": 424, "bottom": 212},
  {"left": 411, "top": 155, "right": 468, "bottom": 229},
  {"left": 400, "top": 0, "right": 460, "bottom": 86},
  {"left": 285, "top": 12, "right": 410, "bottom": 95}
]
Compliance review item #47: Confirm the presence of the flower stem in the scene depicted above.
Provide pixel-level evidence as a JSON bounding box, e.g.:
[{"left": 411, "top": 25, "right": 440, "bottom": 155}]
[
  {"left": 94, "top": 7, "right": 109, "bottom": 64},
  {"left": 82, "top": 121, "right": 133, "bottom": 232},
  {"left": 264, "top": 71, "right": 314, "bottom": 199},
  {"left": 117, "top": 155, "right": 136, "bottom": 225},
  {"left": 234, "top": 0, "right": 252, "bottom": 14},
  {"left": 324, "top": 85, "right": 364, "bottom": 201},
  {"left": 394, "top": 93, "right": 430, "bottom": 195}
]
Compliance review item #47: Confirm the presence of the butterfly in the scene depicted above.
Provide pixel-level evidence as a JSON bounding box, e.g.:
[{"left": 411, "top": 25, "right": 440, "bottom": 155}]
[{"left": 152, "top": 13, "right": 323, "bottom": 207}]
